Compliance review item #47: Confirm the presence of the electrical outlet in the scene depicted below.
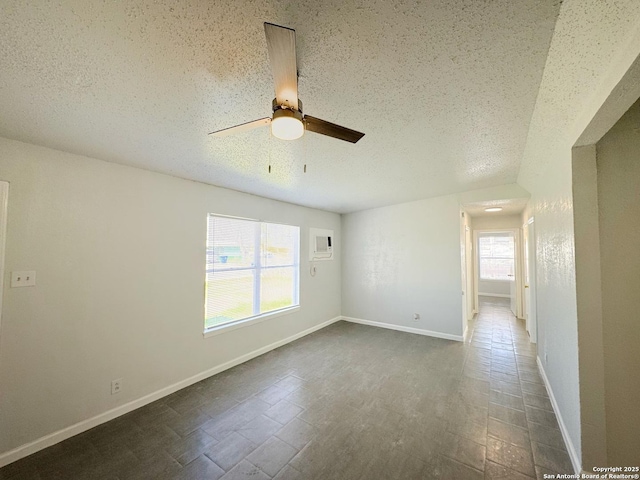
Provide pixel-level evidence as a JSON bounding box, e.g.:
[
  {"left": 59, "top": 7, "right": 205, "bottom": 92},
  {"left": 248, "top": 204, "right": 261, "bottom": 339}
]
[
  {"left": 413, "top": 313, "right": 420, "bottom": 321},
  {"left": 111, "top": 378, "right": 122, "bottom": 395},
  {"left": 11, "top": 271, "right": 36, "bottom": 288}
]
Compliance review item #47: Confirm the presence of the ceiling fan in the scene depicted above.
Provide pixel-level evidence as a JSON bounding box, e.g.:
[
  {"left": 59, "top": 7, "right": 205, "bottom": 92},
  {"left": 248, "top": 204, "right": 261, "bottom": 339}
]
[{"left": 209, "top": 23, "right": 365, "bottom": 144}]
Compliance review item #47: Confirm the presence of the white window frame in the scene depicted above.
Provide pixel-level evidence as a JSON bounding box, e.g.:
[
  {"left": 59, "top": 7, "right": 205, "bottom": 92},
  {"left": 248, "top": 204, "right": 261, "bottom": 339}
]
[
  {"left": 204, "top": 215, "right": 300, "bottom": 337},
  {"left": 477, "top": 232, "right": 515, "bottom": 282}
]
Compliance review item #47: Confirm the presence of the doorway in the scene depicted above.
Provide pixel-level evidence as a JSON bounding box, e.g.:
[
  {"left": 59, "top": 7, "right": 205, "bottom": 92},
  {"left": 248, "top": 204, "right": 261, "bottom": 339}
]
[
  {"left": 522, "top": 218, "right": 537, "bottom": 343},
  {"left": 460, "top": 210, "right": 475, "bottom": 338},
  {"left": 474, "top": 229, "right": 523, "bottom": 320},
  {"left": 573, "top": 97, "right": 640, "bottom": 467},
  {"left": 465, "top": 223, "right": 475, "bottom": 320},
  {"left": 0, "top": 181, "right": 8, "bottom": 331}
]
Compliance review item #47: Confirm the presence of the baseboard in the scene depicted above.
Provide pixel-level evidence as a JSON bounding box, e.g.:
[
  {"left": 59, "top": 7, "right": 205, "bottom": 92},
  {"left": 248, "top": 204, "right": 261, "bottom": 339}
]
[
  {"left": 536, "top": 356, "right": 582, "bottom": 474},
  {"left": 342, "top": 316, "right": 463, "bottom": 342},
  {"left": 477, "top": 292, "right": 511, "bottom": 298},
  {"left": 0, "top": 315, "right": 342, "bottom": 468}
]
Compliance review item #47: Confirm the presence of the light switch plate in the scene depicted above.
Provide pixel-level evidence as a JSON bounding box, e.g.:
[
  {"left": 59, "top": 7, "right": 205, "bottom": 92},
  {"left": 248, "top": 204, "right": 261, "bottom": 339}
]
[{"left": 11, "top": 271, "right": 36, "bottom": 287}]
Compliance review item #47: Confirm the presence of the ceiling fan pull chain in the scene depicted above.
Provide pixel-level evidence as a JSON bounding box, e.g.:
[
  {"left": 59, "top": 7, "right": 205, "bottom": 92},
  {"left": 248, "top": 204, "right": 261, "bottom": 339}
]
[
  {"left": 303, "top": 131, "right": 307, "bottom": 173},
  {"left": 268, "top": 125, "right": 272, "bottom": 173}
]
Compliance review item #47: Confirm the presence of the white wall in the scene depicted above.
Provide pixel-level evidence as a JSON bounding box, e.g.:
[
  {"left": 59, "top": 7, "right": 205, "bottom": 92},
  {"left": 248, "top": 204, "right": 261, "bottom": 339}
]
[
  {"left": 473, "top": 215, "right": 522, "bottom": 297},
  {"left": 596, "top": 99, "right": 640, "bottom": 465},
  {"left": 471, "top": 214, "right": 522, "bottom": 231},
  {"left": 477, "top": 280, "right": 509, "bottom": 297},
  {"left": 341, "top": 194, "right": 463, "bottom": 339},
  {"left": 0, "top": 137, "right": 341, "bottom": 458},
  {"left": 572, "top": 144, "right": 607, "bottom": 469},
  {"left": 517, "top": 0, "right": 640, "bottom": 471}
]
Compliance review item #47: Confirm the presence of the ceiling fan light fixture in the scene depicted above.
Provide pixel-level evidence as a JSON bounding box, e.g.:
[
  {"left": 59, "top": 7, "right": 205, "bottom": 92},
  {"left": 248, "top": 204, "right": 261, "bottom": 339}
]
[
  {"left": 271, "top": 109, "right": 304, "bottom": 140},
  {"left": 209, "top": 24, "right": 365, "bottom": 143}
]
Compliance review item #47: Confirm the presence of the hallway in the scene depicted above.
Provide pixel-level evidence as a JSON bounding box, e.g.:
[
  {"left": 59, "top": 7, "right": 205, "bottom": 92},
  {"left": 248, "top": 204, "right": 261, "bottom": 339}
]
[
  {"left": 464, "top": 296, "right": 574, "bottom": 478},
  {"left": 0, "top": 297, "right": 573, "bottom": 479}
]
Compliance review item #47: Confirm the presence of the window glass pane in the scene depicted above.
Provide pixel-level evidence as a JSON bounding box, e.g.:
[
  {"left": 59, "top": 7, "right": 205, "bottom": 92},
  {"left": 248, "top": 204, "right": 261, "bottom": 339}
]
[
  {"left": 480, "top": 258, "right": 514, "bottom": 280},
  {"left": 207, "top": 216, "right": 256, "bottom": 271},
  {"left": 205, "top": 215, "right": 300, "bottom": 330},
  {"left": 479, "top": 236, "right": 513, "bottom": 258},
  {"left": 205, "top": 270, "right": 255, "bottom": 328},
  {"left": 478, "top": 234, "right": 515, "bottom": 280},
  {"left": 262, "top": 223, "right": 298, "bottom": 267},
  {"left": 260, "top": 267, "right": 295, "bottom": 313}
]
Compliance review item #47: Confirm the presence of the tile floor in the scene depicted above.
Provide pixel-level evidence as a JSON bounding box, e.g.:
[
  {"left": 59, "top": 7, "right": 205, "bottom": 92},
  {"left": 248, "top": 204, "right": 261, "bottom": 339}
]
[{"left": 0, "top": 297, "right": 574, "bottom": 479}]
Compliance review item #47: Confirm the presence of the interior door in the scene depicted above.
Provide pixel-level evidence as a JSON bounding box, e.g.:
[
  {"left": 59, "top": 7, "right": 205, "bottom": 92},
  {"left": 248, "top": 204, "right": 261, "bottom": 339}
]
[
  {"left": 509, "top": 231, "right": 517, "bottom": 316},
  {"left": 523, "top": 223, "right": 531, "bottom": 333},
  {"left": 460, "top": 212, "right": 468, "bottom": 333},
  {"left": 526, "top": 219, "right": 537, "bottom": 342},
  {"left": 0, "top": 181, "right": 8, "bottom": 332},
  {"left": 465, "top": 225, "right": 474, "bottom": 320}
]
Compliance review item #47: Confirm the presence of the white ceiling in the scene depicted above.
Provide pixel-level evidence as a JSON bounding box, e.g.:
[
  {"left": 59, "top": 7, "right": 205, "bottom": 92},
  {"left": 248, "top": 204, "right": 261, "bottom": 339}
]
[
  {"left": 0, "top": 0, "right": 561, "bottom": 213},
  {"left": 462, "top": 198, "right": 529, "bottom": 218}
]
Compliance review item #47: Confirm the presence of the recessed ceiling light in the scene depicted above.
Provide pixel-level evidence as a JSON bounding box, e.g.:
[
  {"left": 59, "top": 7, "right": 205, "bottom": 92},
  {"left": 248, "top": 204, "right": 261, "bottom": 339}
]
[{"left": 484, "top": 207, "right": 503, "bottom": 212}]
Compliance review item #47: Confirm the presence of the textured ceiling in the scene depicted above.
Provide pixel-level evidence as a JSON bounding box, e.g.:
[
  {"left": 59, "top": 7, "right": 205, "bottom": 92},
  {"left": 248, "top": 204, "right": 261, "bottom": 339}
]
[
  {"left": 518, "top": 0, "right": 640, "bottom": 190},
  {"left": 462, "top": 198, "right": 529, "bottom": 217},
  {"left": 0, "top": 0, "right": 561, "bottom": 213}
]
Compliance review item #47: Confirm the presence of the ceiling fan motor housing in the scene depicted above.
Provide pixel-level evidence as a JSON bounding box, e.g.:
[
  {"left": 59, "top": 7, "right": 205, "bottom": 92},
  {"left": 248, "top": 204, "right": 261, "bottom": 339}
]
[
  {"left": 272, "top": 98, "right": 303, "bottom": 116},
  {"left": 272, "top": 108, "right": 303, "bottom": 125},
  {"left": 271, "top": 98, "right": 305, "bottom": 140}
]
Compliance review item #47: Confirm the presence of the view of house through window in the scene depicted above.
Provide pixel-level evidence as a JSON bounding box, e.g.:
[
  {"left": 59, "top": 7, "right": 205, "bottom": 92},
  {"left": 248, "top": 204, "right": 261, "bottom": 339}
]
[
  {"left": 478, "top": 232, "right": 515, "bottom": 281},
  {"left": 205, "top": 215, "right": 300, "bottom": 329}
]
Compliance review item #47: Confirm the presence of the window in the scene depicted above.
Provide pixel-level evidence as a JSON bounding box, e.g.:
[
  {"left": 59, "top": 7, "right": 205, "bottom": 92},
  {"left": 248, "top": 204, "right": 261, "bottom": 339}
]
[
  {"left": 205, "top": 215, "right": 300, "bottom": 330},
  {"left": 478, "top": 233, "right": 514, "bottom": 281}
]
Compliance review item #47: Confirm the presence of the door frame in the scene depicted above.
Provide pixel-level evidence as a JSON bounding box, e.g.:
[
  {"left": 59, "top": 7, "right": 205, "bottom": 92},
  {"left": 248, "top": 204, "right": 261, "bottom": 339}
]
[
  {"left": 460, "top": 210, "right": 471, "bottom": 339},
  {"left": 0, "top": 181, "right": 8, "bottom": 332},
  {"left": 522, "top": 217, "right": 537, "bottom": 343},
  {"left": 465, "top": 224, "right": 475, "bottom": 319},
  {"left": 473, "top": 228, "right": 524, "bottom": 319}
]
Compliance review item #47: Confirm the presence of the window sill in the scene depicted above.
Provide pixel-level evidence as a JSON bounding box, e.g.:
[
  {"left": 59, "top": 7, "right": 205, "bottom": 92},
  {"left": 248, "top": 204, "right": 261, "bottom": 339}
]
[{"left": 203, "top": 306, "right": 300, "bottom": 338}]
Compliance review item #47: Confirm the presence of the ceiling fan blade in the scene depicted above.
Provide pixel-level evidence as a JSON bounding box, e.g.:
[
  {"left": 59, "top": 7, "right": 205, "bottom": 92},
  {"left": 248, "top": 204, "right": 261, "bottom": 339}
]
[
  {"left": 304, "top": 116, "right": 365, "bottom": 143},
  {"left": 209, "top": 117, "right": 271, "bottom": 137},
  {"left": 264, "top": 23, "right": 298, "bottom": 110}
]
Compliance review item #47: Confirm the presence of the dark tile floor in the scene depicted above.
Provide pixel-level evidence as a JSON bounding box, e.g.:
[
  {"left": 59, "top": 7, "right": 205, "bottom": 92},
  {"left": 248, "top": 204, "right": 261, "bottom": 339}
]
[{"left": 0, "top": 297, "right": 574, "bottom": 479}]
